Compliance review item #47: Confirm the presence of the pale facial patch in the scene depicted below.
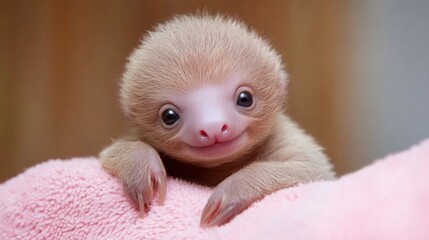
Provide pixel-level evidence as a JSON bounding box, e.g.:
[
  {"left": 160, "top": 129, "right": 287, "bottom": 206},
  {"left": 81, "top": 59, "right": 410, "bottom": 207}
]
[{"left": 160, "top": 75, "right": 254, "bottom": 164}]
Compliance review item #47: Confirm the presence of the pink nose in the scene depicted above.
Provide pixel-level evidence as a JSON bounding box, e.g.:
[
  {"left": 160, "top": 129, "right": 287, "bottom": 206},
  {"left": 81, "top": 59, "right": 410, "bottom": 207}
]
[{"left": 199, "top": 123, "right": 229, "bottom": 142}]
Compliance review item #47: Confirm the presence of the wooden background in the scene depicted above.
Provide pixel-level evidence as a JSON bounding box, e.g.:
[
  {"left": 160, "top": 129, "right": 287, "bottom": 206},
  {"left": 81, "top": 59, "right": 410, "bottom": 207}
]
[{"left": 0, "top": 0, "right": 351, "bottom": 182}]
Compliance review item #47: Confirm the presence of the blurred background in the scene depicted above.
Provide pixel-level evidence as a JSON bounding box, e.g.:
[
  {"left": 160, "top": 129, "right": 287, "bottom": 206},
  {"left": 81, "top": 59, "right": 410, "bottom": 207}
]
[{"left": 1, "top": 0, "right": 428, "bottom": 182}]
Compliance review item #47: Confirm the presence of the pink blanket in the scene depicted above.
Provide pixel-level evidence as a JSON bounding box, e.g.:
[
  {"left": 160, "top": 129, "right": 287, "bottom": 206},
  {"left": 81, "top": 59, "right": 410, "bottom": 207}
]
[{"left": 1, "top": 140, "right": 429, "bottom": 240}]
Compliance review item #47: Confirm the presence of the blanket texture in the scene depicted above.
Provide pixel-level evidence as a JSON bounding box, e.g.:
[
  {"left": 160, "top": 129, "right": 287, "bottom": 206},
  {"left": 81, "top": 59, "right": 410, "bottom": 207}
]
[{"left": 1, "top": 139, "right": 429, "bottom": 240}]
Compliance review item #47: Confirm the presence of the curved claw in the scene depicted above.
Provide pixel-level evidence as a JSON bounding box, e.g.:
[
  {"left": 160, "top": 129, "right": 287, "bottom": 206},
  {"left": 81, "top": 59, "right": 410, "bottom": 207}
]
[
  {"left": 205, "top": 204, "right": 238, "bottom": 227},
  {"left": 136, "top": 185, "right": 152, "bottom": 218},
  {"left": 152, "top": 173, "right": 166, "bottom": 205},
  {"left": 125, "top": 170, "right": 167, "bottom": 218},
  {"left": 137, "top": 193, "right": 145, "bottom": 218},
  {"left": 200, "top": 198, "right": 221, "bottom": 227},
  {"left": 201, "top": 201, "right": 245, "bottom": 228}
]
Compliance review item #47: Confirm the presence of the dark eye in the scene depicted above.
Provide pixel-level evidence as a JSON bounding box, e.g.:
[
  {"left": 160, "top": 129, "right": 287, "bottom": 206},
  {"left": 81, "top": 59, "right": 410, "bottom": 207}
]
[
  {"left": 161, "top": 109, "right": 180, "bottom": 126},
  {"left": 236, "top": 91, "right": 253, "bottom": 108}
]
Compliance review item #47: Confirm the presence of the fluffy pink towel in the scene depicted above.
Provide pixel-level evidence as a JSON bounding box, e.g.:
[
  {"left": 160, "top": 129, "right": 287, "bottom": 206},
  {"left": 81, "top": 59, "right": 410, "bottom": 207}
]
[{"left": 1, "top": 140, "right": 429, "bottom": 240}]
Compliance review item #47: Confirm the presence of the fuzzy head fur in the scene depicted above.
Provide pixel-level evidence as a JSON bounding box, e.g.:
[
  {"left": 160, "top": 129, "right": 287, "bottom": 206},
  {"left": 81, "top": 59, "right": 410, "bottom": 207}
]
[{"left": 120, "top": 14, "right": 288, "bottom": 165}]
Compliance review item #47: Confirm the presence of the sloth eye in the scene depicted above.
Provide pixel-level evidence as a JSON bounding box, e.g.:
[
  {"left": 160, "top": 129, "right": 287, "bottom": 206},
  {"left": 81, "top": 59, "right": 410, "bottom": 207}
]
[
  {"left": 236, "top": 91, "right": 253, "bottom": 108},
  {"left": 161, "top": 109, "right": 179, "bottom": 125}
]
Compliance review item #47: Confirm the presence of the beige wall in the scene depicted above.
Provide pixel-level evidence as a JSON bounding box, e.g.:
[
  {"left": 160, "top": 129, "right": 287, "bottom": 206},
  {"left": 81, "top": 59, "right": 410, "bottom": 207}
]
[{"left": 1, "top": 0, "right": 351, "bottom": 182}]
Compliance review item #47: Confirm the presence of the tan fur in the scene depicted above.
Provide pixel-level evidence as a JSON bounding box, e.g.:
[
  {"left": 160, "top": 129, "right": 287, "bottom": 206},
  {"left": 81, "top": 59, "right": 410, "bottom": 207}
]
[{"left": 99, "top": 14, "right": 335, "bottom": 227}]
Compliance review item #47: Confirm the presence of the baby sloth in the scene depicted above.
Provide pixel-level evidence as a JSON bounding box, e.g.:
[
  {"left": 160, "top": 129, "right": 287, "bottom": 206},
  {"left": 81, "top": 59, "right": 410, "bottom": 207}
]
[{"left": 99, "top": 14, "right": 335, "bottom": 227}]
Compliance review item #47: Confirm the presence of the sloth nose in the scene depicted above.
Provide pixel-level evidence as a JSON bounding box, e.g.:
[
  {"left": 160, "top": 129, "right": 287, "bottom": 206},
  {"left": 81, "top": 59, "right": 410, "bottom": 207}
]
[{"left": 199, "top": 123, "right": 229, "bottom": 143}]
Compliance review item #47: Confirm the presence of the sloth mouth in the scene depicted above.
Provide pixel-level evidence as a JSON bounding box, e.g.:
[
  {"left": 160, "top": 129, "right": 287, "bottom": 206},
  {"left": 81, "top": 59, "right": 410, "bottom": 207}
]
[{"left": 185, "top": 132, "right": 247, "bottom": 160}]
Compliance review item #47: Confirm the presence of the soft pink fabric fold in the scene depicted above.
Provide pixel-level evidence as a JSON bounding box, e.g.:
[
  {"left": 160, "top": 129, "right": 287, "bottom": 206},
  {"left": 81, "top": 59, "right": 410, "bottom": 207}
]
[{"left": 1, "top": 139, "right": 429, "bottom": 240}]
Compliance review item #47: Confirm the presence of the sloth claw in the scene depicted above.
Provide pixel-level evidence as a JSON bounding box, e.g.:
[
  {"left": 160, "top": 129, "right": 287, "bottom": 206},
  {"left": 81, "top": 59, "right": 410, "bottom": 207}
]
[
  {"left": 200, "top": 194, "right": 249, "bottom": 227},
  {"left": 125, "top": 170, "right": 167, "bottom": 218}
]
